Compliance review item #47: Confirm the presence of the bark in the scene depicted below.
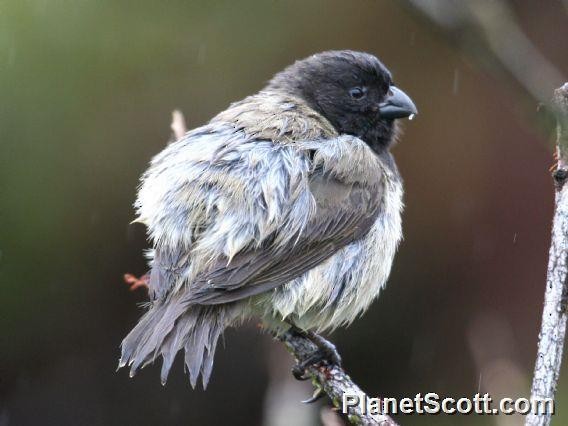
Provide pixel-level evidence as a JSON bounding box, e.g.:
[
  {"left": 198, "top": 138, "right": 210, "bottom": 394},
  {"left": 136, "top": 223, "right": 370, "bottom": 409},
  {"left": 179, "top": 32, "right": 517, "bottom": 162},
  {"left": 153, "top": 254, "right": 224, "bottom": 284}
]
[
  {"left": 526, "top": 82, "right": 568, "bottom": 426},
  {"left": 276, "top": 331, "right": 399, "bottom": 426}
]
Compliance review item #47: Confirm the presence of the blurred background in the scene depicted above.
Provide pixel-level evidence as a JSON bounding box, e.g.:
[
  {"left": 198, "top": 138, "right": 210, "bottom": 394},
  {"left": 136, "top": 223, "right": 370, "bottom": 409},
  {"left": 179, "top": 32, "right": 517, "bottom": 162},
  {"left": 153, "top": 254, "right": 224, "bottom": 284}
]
[{"left": 1, "top": 0, "right": 568, "bottom": 425}]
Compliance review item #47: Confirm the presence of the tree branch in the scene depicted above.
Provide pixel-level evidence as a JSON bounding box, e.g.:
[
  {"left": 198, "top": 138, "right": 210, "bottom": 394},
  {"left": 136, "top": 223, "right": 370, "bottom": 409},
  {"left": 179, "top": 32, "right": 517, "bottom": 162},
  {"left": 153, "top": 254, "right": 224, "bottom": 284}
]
[
  {"left": 526, "top": 82, "right": 568, "bottom": 426},
  {"left": 405, "top": 0, "right": 566, "bottom": 106},
  {"left": 276, "top": 331, "right": 399, "bottom": 426}
]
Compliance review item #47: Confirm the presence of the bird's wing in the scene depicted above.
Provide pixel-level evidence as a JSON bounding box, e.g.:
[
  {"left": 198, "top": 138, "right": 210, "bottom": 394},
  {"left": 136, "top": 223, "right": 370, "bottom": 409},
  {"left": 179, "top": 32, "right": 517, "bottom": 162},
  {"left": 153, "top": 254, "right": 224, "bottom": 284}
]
[
  {"left": 186, "top": 175, "right": 382, "bottom": 305},
  {"left": 137, "top": 123, "right": 383, "bottom": 303}
]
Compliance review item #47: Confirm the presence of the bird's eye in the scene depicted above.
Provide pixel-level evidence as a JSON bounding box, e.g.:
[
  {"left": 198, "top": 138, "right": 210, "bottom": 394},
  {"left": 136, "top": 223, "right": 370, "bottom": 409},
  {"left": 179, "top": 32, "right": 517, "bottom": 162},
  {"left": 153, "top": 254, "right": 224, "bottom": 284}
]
[{"left": 349, "top": 87, "right": 366, "bottom": 100}]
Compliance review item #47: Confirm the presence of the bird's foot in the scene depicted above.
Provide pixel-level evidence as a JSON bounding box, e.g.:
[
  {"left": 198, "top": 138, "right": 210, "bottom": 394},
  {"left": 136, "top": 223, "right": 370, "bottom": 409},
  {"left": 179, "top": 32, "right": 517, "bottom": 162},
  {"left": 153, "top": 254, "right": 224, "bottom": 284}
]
[
  {"left": 123, "top": 273, "right": 150, "bottom": 292},
  {"left": 289, "top": 327, "right": 342, "bottom": 381},
  {"left": 307, "top": 332, "right": 342, "bottom": 366},
  {"left": 301, "top": 387, "right": 326, "bottom": 404}
]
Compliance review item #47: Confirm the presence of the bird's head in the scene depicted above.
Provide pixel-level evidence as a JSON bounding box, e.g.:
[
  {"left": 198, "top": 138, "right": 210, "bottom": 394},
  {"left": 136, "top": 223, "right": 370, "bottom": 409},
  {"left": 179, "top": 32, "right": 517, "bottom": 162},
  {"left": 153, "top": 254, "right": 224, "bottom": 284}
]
[{"left": 267, "top": 50, "right": 417, "bottom": 153}]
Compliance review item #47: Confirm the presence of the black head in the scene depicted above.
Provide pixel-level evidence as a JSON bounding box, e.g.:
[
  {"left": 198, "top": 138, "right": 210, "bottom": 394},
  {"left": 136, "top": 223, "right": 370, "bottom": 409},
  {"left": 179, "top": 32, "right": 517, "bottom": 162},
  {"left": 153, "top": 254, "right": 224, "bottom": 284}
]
[{"left": 267, "top": 50, "right": 417, "bottom": 153}]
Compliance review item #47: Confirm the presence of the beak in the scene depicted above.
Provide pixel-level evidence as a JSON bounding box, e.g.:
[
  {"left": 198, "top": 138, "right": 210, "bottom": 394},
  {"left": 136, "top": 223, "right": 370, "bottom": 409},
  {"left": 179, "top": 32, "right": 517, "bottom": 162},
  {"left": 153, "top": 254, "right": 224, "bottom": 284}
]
[{"left": 378, "top": 86, "right": 417, "bottom": 120}]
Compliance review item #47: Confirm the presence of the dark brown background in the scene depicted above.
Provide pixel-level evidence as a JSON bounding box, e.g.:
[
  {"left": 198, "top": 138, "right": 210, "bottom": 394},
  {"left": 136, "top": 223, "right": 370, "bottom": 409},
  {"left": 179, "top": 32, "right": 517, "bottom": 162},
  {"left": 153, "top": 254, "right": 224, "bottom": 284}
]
[{"left": 1, "top": 1, "right": 568, "bottom": 425}]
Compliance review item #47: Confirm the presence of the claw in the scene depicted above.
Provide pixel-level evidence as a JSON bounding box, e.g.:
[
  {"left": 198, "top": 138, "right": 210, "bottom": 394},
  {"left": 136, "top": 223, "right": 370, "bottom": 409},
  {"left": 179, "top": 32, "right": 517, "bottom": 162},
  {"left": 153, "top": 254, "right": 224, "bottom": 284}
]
[
  {"left": 284, "top": 324, "right": 342, "bottom": 384},
  {"left": 291, "top": 346, "right": 340, "bottom": 382},
  {"left": 302, "top": 387, "right": 325, "bottom": 404},
  {"left": 292, "top": 364, "right": 310, "bottom": 381}
]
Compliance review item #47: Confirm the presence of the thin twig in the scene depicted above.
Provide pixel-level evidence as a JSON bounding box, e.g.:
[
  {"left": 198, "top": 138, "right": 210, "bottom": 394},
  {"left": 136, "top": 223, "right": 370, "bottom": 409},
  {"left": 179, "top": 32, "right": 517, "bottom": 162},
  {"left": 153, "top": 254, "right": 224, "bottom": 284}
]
[
  {"left": 277, "top": 331, "right": 399, "bottom": 426},
  {"left": 526, "top": 82, "right": 568, "bottom": 426},
  {"left": 406, "top": 0, "right": 566, "bottom": 105},
  {"left": 171, "top": 109, "right": 188, "bottom": 140}
]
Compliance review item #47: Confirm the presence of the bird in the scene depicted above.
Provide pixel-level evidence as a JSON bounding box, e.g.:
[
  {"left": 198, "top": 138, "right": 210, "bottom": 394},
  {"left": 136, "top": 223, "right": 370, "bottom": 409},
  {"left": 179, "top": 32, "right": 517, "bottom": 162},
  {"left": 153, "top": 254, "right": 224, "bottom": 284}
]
[{"left": 118, "top": 50, "right": 417, "bottom": 389}]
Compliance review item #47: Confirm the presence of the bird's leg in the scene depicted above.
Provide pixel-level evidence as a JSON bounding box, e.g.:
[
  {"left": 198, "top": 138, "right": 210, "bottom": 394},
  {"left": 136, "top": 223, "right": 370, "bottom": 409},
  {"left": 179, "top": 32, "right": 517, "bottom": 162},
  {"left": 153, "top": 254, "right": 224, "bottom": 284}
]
[
  {"left": 287, "top": 323, "right": 342, "bottom": 381},
  {"left": 123, "top": 272, "right": 150, "bottom": 292},
  {"left": 306, "top": 331, "right": 342, "bottom": 366}
]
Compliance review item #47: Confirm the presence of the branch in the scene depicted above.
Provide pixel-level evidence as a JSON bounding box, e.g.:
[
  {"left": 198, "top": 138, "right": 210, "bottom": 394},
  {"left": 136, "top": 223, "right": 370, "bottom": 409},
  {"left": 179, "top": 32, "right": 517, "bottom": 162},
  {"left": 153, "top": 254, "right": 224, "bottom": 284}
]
[
  {"left": 405, "top": 0, "right": 566, "bottom": 105},
  {"left": 526, "top": 82, "right": 568, "bottom": 426},
  {"left": 276, "top": 331, "right": 399, "bottom": 426},
  {"left": 170, "top": 109, "right": 188, "bottom": 140}
]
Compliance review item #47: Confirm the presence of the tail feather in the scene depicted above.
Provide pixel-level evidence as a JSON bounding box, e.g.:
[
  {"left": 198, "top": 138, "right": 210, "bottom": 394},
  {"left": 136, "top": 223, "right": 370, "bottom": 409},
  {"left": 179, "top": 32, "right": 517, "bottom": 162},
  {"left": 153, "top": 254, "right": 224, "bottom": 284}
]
[
  {"left": 185, "top": 323, "right": 207, "bottom": 387},
  {"left": 160, "top": 311, "right": 195, "bottom": 384},
  {"left": 119, "top": 300, "right": 228, "bottom": 388},
  {"left": 128, "top": 302, "right": 184, "bottom": 374},
  {"left": 118, "top": 303, "right": 169, "bottom": 372},
  {"left": 200, "top": 322, "right": 223, "bottom": 387}
]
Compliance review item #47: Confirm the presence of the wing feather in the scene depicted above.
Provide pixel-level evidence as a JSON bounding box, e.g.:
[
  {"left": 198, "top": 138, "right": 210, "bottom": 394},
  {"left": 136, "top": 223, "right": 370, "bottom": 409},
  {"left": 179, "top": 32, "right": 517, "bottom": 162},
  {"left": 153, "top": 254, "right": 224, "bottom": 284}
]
[
  {"left": 185, "top": 176, "right": 382, "bottom": 305},
  {"left": 138, "top": 124, "right": 383, "bottom": 305}
]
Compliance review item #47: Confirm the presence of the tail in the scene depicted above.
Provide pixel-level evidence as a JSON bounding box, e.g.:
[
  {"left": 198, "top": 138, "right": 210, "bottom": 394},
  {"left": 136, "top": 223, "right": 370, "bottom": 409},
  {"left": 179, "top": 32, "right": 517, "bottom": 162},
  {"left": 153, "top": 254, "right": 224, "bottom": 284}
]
[{"left": 119, "top": 299, "right": 229, "bottom": 388}]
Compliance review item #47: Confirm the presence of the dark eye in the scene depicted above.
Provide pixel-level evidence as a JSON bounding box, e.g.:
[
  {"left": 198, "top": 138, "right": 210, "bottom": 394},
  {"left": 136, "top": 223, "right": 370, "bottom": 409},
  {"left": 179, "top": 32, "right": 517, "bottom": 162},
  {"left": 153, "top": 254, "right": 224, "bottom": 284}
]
[{"left": 349, "top": 87, "right": 366, "bottom": 100}]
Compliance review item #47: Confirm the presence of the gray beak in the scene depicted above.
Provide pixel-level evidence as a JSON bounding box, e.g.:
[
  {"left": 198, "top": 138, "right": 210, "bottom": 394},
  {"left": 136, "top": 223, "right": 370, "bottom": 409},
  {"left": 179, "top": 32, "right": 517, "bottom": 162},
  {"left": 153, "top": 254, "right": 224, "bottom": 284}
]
[{"left": 378, "top": 86, "right": 417, "bottom": 120}]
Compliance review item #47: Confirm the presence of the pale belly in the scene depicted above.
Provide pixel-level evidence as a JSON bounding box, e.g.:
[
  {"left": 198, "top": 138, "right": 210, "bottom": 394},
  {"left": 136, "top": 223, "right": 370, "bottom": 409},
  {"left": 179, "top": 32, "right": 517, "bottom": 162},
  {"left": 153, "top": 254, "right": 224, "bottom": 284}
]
[{"left": 254, "top": 179, "right": 403, "bottom": 333}]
